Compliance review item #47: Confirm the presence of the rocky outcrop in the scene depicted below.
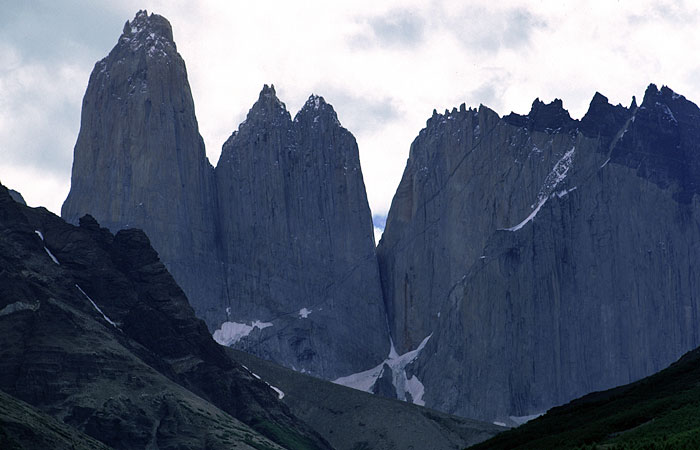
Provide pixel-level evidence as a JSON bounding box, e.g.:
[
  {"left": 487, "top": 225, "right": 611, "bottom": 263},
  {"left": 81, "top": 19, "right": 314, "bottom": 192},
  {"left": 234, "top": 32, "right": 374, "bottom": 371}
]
[
  {"left": 1, "top": 183, "right": 332, "bottom": 450},
  {"left": 378, "top": 85, "right": 700, "bottom": 421},
  {"left": 61, "top": 10, "right": 222, "bottom": 328},
  {"left": 215, "top": 87, "right": 389, "bottom": 378},
  {"left": 7, "top": 189, "right": 25, "bottom": 205}
]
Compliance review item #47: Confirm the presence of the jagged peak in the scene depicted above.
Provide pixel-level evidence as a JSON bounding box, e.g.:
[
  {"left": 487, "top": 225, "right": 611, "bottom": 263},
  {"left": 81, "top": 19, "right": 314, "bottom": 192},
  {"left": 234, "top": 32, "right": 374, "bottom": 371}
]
[
  {"left": 528, "top": 97, "right": 569, "bottom": 118},
  {"left": 423, "top": 102, "right": 482, "bottom": 129},
  {"left": 235, "top": 84, "right": 291, "bottom": 131},
  {"left": 642, "top": 83, "right": 660, "bottom": 104},
  {"left": 639, "top": 83, "right": 688, "bottom": 111},
  {"left": 580, "top": 90, "right": 632, "bottom": 138},
  {"left": 302, "top": 94, "right": 327, "bottom": 111},
  {"left": 118, "top": 10, "right": 175, "bottom": 57},
  {"left": 295, "top": 93, "right": 342, "bottom": 127},
  {"left": 502, "top": 97, "right": 573, "bottom": 132},
  {"left": 253, "top": 84, "right": 286, "bottom": 110},
  {"left": 589, "top": 92, "right": 609, "bottom": 107}
]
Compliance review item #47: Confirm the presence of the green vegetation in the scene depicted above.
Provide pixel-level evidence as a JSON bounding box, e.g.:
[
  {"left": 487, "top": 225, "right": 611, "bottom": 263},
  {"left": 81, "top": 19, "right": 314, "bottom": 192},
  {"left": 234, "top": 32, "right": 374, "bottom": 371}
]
[
  {"left": 251, "top": 419, "right": 320, "bottom": 450},
  {"left": 468, "top": 348, "right": 700, "bottom": 449}
]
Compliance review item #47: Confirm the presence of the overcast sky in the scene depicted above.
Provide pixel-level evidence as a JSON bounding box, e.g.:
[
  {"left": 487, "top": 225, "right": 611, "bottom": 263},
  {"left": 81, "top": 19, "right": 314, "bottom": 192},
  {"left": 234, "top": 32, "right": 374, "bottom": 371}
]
[{"left": 2, "top": 1, "right": 700, "bottom": 228}]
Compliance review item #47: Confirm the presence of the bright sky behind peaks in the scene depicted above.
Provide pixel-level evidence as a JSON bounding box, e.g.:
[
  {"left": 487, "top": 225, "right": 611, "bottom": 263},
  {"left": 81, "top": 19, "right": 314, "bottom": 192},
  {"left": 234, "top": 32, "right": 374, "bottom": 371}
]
[{"left": 2, "top": 1, "right": 700, "bottom": 224}]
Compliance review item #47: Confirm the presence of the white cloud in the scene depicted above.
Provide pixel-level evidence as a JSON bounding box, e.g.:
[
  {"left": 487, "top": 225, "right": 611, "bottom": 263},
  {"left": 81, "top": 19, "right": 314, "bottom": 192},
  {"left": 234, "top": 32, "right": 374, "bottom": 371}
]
[{"left": 2, "top": 0, "right": 700, "bottom": 219}]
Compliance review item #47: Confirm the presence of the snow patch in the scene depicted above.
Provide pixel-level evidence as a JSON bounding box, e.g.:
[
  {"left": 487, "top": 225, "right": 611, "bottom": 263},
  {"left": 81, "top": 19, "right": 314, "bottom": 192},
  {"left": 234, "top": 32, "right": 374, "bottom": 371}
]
[
  {"left": 404, "top": 374, "right": 426, "bottom": 406},
  {"left": 213, "top": 320, "right": 273, "bottom": 346},
  {"left": 493, "top": 421, "right": 507, "bottom": 427},
  {"left": 600, "top": 157, "right": 611, "bottom": 169},
  {"left": 333, "top": 334, "right": 431, "bottom": 406},
  {"left": 538, "top": 146, "right": 575, "bottom": 199},
  {"left": 76, "top": 284, "right": 118, "bottom": 328},
  {"left": 34, "top": 230, "right": 44, "bottom": 241},
  {"left": 298, "top": 308, "right": 312, "bottom": 319}
]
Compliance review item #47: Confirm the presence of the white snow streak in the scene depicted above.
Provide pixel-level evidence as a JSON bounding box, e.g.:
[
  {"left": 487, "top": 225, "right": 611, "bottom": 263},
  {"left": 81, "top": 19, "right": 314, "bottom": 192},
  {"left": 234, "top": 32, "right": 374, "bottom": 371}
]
[
  {"left": 76, "top": 284, "right": 118, "bottom": 328},
  {"left": 36, "top": 230, "right": 60, "bottom": 265},
  {"left": 241, "top": 365, "right": 285, "bottom": 399},
  {"left": 44, "top": 247, "right": 60, "bottom": 265},
  {"left": 502, "top": 146, "right": 575, "bottom": 232},
  {"left": 503, "top": 197, "right": 548, "bottom": 232},
  {"left": 270, "top": 385, "right": 285, "bottom": 399}
]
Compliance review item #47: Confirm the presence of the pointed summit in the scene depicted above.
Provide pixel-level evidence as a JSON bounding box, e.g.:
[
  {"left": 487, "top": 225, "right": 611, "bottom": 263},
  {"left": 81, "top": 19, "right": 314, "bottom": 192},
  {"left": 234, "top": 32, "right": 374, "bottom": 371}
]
[
  {"left": 580, "top": 91, "right": 631, "bottom": 139},
  {"left": 115, "top": 10, "right": 176, "bottom": 59},
  {"left": 295, "top": 94, "right": 342, "bottom": 128},
  {"left": 243, "top": 84, "right": 291, "bottom": 128},
  {"left": 122, "top": 10, "right": 174, "bottom": 42},
  {"left": 642, "top": 83, "right": 660, "bottom": 104}
]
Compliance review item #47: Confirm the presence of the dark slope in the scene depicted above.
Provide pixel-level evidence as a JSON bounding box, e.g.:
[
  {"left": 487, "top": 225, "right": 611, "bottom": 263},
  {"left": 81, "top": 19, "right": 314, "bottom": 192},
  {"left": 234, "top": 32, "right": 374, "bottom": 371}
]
[
  {"left": 378, "top": 86, "right": 700, "bottom": 421},
  {"left": 215, "top": 87, "right": 389, "bottom": 378},
  {"left": 0, "top": 390, "right": 112, "bottom": 450},
  {"left": 229, "top": 348, "right": 504, "bottom": 450},
  {"left": 468, "top": 346, "right": 700, "bottom": 449},
  {"left": 0, "top": 183, "right": 331, "bottom": 450}
]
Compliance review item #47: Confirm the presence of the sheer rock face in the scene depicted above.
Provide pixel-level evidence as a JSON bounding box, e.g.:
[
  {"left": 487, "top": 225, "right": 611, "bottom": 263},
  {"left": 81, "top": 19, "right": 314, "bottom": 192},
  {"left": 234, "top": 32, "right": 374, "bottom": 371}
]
[
  {"left": 61, "top": 11, "right": 388, "bottom": 380},
  {"left": 215, "top": 87, "right": 389, "bottom": 378},
  {"left": 378, "top": 86, "right": 700, "bottom": 421},
  {"left": 61, "top": 11, "right": 222, "bottom": 328}
]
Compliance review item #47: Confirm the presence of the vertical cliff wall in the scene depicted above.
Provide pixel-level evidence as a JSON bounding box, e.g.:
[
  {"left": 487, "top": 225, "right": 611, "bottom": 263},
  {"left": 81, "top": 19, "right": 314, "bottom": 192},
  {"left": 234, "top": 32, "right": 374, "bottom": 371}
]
[
  {"left": 378, "top": 86, "right": 700, "bottom": 421},
  {"left": 215, "top": 88, "right": 388, "bottom": 377}
]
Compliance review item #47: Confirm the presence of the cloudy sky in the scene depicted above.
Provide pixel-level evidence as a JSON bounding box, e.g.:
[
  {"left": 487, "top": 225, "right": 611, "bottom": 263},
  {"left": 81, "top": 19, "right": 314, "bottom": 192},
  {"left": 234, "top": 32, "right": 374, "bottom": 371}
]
[{"left": 2, "top": 1, "right": 700, "bottom": 229}]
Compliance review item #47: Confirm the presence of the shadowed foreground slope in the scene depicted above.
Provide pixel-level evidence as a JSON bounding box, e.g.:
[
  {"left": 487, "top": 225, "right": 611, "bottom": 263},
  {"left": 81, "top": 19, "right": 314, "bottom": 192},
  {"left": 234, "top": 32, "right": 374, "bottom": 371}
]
[
  {"left": 468, "top": 345, "right": 700, "bottom": 449},
  {"left": 0, "top": 182, "right": 330, "bottom": 450}
]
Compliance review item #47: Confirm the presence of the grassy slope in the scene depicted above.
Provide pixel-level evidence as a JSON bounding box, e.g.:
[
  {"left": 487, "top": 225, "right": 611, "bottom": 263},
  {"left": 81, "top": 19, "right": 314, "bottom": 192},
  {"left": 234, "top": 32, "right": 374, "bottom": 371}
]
[
  {"left": 0, "top": 389, "right": 113, "bottom": 450},
  {"left": 468, "top": 347, "right": 700, "bottom": 449}
]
